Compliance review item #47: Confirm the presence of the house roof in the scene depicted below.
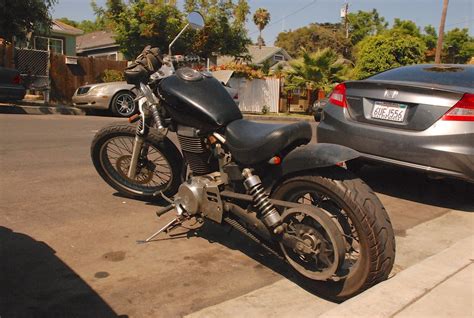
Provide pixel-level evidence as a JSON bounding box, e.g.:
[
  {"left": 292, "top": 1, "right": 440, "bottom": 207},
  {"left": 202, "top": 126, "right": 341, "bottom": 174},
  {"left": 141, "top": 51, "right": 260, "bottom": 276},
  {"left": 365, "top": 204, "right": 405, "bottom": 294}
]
[
  {"left": 76, "top": 31, "right": 118, "bottom": 53},
  {"left": 51, "top": 20, "right": 84, "bottom": 36},
  {"left": 217, "top": 45, "right": 292, "bottom": 66},
  {"left": 247, "top": 45, "right": 292, "bottom": 65}
]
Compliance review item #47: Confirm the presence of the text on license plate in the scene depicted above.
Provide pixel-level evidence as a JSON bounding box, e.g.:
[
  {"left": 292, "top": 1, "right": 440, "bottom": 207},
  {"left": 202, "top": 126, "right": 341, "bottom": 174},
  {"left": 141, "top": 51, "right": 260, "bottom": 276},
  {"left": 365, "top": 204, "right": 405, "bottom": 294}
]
[{"left": 371, "top": 102, "right": 407, "bottom": 122}]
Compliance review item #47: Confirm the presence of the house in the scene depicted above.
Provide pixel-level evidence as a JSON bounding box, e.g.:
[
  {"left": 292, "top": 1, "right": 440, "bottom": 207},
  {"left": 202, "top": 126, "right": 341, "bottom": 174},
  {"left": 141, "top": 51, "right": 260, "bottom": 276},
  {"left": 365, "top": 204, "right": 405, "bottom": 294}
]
[
  {"left": 32, "top": 20, "right": 83, "bottom": 55},
  {"left": 217, "top": 45, "right": 292, "bottom": 70},
  {"left": 76, "top": 31, "right": 125, "bottom": 61}
]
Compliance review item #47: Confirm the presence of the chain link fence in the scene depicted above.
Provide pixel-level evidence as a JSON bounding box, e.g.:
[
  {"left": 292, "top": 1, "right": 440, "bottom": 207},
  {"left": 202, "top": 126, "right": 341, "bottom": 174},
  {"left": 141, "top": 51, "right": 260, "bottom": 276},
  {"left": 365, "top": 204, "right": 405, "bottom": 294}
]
[{"left": 14, "top": 48, "right": 50, "bottom": 92}]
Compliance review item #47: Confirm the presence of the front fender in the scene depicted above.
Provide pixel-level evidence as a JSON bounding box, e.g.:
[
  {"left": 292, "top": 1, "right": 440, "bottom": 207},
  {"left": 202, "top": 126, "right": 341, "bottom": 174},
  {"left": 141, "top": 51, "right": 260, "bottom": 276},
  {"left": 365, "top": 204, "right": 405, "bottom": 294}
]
[{"left": 281, "top": 143, "right": 360, "bottom": 175}]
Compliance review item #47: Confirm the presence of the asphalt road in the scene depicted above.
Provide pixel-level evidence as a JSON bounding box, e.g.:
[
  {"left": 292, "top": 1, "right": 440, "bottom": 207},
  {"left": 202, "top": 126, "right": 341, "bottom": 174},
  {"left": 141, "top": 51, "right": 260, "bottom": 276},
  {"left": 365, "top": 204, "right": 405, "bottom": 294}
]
[{"left": 1, "top": 114, "right": 472, "bottom": 317}]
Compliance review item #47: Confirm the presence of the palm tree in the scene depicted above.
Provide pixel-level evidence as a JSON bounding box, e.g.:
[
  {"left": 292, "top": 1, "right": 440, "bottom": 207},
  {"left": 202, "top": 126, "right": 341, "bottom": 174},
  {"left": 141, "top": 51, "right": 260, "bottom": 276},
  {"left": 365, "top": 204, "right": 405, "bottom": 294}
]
[
  {"left": 253, "top": 8, "right": 270, "bottom": 49},
  {"left": 285, "top": 48, "right": 351, "bottom": 93}
]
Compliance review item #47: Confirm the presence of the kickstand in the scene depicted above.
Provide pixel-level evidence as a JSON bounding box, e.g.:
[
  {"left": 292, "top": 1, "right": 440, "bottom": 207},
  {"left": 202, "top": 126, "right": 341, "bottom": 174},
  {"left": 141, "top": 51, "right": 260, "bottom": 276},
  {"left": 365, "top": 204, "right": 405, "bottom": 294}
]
[{"left": 137, "top": 217, "right": 181, "bottom": 244}]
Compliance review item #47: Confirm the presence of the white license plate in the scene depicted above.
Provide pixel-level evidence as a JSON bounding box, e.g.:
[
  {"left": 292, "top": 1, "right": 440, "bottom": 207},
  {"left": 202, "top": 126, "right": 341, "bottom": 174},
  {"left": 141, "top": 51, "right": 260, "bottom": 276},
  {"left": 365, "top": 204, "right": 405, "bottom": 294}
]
[{"left": 371, "top": 102, "right": 407, "bottom": 122}]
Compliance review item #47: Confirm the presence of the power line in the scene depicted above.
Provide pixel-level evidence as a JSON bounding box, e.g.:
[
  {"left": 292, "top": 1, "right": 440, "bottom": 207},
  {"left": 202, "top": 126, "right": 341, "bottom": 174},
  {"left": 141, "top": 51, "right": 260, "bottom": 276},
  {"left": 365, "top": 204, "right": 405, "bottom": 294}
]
[
  {"left": 249, "top": 0, "right": 319, "bottom": 35},
  {"left": 445, "top": 18, "right": 474, "bottom": 27}
]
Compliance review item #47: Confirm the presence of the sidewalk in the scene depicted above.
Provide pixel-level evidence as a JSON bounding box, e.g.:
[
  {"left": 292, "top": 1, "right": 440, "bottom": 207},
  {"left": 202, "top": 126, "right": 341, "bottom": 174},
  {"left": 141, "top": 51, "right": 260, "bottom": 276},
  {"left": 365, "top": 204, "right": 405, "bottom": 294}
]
[
  {"left": 0, "top": 100, "right": 85, "bottom": 116},
  {"left": 186, "top": 212, "right": 474, "bottom": 318},
  {"left": 0, "top": 100, "right": 312, "bottom": 121},
  {"left": 321, "top": 235, "right": 473, "bottom": 318}
]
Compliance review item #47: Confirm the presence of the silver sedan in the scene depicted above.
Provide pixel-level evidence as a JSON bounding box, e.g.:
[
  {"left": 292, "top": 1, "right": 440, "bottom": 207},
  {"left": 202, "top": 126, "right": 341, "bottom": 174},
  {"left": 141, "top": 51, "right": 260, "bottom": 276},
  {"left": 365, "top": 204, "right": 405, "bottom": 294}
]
[
  {"left": 317, "top": 64, "right": 474, "bottom": 183},
  {"left": 72, "top": 81, "right": 138, "bottom": 117}
]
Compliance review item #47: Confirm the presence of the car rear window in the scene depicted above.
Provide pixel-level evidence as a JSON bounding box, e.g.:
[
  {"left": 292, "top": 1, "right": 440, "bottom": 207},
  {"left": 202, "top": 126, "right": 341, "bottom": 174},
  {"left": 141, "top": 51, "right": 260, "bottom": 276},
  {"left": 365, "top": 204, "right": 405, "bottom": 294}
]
[{"left": 368, "top": 65, "right": 474, "bottom": 88}]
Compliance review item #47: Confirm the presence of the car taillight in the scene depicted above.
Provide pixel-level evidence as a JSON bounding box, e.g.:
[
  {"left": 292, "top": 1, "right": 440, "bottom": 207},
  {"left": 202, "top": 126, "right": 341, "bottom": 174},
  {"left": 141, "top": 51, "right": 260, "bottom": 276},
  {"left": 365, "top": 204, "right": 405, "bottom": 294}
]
[
  {"left": 442, "top": 93, "right": 474, "bottom": 121},
  {"left": 329, "top": 83, "right": 347, "bottom": 108},
  {"left": 12, "top": 74, "right": 21, "bottom": 85}
]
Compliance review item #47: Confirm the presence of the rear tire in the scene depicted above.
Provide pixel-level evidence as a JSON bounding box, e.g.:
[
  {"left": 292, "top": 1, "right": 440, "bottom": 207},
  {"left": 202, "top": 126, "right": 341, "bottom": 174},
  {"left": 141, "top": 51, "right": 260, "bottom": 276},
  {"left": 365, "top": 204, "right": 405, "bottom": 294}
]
[
  {"left": 272, "top": 167, "right": 395, "bottom": 301},
  {"left": 91, "top": 123, "right": 183, "bottom": 201}
]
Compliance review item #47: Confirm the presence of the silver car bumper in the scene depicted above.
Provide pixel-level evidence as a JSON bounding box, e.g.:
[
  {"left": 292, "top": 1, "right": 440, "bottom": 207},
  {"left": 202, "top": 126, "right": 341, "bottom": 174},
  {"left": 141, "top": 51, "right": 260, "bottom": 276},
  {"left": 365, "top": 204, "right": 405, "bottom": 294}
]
[
  {"left": 72, "top": 93, "right": 111, "bottom": 109},
  {"left": 317, "top": 105, "right": 474, "bottom": 182}
]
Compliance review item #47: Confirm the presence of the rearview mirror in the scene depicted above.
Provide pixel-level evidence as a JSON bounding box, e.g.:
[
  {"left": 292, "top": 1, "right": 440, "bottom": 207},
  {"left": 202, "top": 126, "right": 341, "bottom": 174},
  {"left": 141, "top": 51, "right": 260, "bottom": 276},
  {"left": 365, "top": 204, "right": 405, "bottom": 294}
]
[{"left": 187, "top": 12, "right": 204, "bottom": 30}]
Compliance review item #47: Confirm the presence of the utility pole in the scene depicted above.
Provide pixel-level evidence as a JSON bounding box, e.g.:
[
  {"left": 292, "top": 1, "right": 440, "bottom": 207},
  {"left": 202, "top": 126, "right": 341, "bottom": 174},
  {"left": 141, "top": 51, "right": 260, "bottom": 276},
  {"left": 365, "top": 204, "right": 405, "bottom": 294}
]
[
  {"left": 341, "top": 2, "right": 349, "bottom": 39},
  {"left": 435, "top": 0, "right": 449, "bottom": 64}
]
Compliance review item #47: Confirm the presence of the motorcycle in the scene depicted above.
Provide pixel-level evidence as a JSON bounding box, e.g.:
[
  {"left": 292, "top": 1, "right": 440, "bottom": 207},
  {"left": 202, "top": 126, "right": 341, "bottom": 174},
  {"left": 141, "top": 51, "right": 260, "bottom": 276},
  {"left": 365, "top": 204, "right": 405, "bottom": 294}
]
[{"left": 91, "top": 12, "right": 395, "bottom": 300}]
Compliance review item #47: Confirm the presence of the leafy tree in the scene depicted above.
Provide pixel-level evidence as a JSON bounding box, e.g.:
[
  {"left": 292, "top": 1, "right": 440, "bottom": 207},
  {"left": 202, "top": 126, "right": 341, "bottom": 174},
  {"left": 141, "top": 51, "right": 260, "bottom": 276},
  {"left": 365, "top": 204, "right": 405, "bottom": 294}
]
[
  {"left": 91, "top": 0, "right": 123, "bottom": 30},
  {"left": 422, "top": 25, "right": 438, "bottom": 61},
  {"left": 354, "top": 33, "right": 426, "bottom": 79},
  {"left": 347, "top": 9, "right": 387, "bottom": 45},
  {"left": 112, "top": 1, "right": 186, "bottom": 59},
  {"left": 391, "top": 18, "right": 421, "bottom": 37},
  {"left": 422, "top": 25, "right": 438, "bottom": 51},
  {"left": 0, "top": 0, "right": 57, "bottom": 42},
  {"left": 109, "top": 0, "right": 250, "bottom": 60},
  {"left": 285, "top": 48, "right": 351, "bottom": 93},
  {"left": 275, "top": 23, "right": 350, "bottom": 59},
  {"left": 183, "top": 0, "right": 251, "bottom": 58},
  {"left": 253, "top": 8, "right": 270, "bottom": 48},
  {"left": 57, "top": 17, "right": 102, "bottom": 33},
  {"left": 233, "top": 0, "right": 250, "bottom": 27},
  {"left": 443, "top": 28, "right": 474, "bottom": 64}
]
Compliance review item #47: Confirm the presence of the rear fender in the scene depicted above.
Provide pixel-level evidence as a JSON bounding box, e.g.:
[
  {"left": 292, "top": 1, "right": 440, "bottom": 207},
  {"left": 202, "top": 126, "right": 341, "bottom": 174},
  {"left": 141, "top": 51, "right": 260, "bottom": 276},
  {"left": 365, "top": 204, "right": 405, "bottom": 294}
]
[{"left": 281, "top": 143, "right": 360, "bottom": 175}]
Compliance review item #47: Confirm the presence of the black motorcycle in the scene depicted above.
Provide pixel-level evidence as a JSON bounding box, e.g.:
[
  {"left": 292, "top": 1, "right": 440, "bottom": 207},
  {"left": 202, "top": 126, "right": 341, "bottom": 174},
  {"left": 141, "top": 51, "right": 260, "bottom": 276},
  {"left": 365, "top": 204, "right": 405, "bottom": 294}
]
[{"left": 91, "top": 12, "right": 395, "bottom": 300}]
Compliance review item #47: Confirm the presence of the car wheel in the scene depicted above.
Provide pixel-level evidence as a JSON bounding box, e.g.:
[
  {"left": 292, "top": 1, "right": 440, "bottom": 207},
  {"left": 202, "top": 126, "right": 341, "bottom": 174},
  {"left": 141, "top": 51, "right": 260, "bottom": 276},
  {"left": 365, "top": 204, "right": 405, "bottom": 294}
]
[
  {"left": 314, "top": 111, "right": 322, "bottom": 122},
  {"left": 110, "top": 91, "right": 137, "bottom": 118}
]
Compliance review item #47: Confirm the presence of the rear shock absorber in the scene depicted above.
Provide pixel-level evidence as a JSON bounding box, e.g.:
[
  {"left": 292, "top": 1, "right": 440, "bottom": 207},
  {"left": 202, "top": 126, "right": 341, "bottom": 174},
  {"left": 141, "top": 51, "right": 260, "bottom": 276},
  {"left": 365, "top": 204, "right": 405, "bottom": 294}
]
[{"left": 242, "top": 169, "right": 283, "bottom": 234}]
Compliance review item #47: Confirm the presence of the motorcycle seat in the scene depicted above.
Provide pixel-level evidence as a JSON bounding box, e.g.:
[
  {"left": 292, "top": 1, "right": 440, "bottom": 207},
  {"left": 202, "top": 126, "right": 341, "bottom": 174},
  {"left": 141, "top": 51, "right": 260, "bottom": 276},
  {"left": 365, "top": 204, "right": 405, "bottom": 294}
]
[{"left": 225, "top": 119, "right": 312, "bottom": 165}]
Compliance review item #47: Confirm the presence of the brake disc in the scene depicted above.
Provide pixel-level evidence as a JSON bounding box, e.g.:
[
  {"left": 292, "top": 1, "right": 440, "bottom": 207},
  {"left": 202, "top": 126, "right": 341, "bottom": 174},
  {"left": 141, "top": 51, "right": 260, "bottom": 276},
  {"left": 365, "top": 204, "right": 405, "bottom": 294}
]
[{"left": 116, "top": 155, "right": 154, "bottom": 184}]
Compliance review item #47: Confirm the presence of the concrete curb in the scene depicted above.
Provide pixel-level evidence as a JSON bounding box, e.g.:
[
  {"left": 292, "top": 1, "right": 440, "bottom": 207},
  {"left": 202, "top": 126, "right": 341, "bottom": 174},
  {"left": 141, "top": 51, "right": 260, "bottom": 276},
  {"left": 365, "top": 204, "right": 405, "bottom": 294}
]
[
  {"left": 243, "top": 114, "right": 314, "bottom": 122},
  {"left": 0, "top": 104, "right": 313, "bottom": 121},
  {"left": 320, "top": 235, "right": 474, "bottom": 317},
  {"left": 0, "top": 104, "right": 86, "bottom": 116}
]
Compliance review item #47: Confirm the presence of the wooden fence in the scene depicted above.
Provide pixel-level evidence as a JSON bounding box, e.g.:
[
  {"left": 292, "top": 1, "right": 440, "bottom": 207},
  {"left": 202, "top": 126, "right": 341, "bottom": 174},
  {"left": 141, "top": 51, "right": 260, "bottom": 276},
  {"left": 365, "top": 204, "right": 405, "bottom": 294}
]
[{"left": 50, "top": 55, "right": 128, "bottom": 102}]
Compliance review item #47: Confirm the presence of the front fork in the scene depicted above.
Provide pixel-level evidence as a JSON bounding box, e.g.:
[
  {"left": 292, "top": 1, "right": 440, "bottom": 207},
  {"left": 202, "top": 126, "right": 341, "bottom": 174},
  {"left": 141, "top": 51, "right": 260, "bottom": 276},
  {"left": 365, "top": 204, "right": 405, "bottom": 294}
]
[{"left": 127, "top": 97, "right": 164, "bottom": 179}]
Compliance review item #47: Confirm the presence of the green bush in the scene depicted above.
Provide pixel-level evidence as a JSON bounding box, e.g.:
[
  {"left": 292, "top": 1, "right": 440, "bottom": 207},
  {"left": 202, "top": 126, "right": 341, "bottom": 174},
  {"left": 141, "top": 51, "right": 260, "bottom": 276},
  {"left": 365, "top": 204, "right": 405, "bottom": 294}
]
[
  {"left": 101, "top": 69, "right": 125, "bottom": 83},
  {"left": 354, "top": 33, "right": 426, "bottom": 79}
]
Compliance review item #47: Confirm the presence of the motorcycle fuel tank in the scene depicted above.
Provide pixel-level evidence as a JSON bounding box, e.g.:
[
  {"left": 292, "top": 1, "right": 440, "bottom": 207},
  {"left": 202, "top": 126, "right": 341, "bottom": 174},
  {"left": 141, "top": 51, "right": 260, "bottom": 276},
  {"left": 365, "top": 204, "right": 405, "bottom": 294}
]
[{"left": 158, "top": 68, "right": 242, "bottom": 132}]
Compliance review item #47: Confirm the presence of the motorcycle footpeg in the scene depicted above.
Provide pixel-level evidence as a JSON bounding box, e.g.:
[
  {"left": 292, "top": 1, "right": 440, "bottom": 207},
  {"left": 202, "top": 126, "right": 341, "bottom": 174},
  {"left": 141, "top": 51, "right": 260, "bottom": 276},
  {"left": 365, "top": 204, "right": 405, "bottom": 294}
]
[{"left": 156, "top": 204, "right": 175, "bottom": 218}]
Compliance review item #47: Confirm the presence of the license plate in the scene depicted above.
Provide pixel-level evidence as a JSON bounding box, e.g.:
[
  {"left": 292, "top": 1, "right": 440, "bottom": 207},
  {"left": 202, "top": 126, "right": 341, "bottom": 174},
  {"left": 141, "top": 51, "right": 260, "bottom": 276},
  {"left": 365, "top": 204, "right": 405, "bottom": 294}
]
[{"left": 371, "top": 101, "right": 407, "bottom": 122}]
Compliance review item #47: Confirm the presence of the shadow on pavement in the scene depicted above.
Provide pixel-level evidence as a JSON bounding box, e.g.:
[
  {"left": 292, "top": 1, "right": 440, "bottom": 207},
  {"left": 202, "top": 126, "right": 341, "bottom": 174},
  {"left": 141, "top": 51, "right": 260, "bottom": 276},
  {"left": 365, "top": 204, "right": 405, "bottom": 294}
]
[
  {"left": 0, "top": 227, "right": 126, "bottom": 318},
  {"left": 162, "top": 221, "right": 345, "bottom": 303},
  {"left": 357, "top": 165, "right": 474, "bottom": 212}
]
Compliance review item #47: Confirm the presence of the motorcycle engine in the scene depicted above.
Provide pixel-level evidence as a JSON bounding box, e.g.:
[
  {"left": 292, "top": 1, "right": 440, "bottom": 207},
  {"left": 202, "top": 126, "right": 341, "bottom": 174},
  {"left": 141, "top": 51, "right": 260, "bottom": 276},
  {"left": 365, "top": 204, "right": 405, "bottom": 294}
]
[
  {"left": 176, "top": 126, "right": 218, "bottom": 176},
  {"left": 174, "top": 173, "right": 224, "bottom": 223}
]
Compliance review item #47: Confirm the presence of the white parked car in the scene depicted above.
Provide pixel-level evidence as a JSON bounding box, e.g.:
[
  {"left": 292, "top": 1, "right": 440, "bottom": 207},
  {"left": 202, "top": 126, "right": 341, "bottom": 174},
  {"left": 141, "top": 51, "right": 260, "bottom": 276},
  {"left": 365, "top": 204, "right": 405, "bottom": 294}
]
[{"left": 72, "top": 82, "right": 138, "bottom": 117}]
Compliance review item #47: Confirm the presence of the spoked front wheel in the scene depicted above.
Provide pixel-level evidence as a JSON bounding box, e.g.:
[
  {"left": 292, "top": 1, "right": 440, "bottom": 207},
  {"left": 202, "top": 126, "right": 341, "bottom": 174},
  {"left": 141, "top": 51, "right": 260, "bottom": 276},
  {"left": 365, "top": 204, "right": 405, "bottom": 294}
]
[
  {"left": 91, "top": 123, "right": 183, "bottom": 200},
  {"left": 272, "top": 167, "right": 395, "bottom": 300}
]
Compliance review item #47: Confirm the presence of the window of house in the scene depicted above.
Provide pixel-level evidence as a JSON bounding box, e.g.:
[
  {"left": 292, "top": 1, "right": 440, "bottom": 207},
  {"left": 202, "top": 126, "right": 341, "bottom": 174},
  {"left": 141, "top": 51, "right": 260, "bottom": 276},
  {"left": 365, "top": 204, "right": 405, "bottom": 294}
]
[
  {"left": 273, "top": 54, "right": 284, "bottom": 62},
  {"left": 34, "top": 36, "right": 63, "bottom": 54}
]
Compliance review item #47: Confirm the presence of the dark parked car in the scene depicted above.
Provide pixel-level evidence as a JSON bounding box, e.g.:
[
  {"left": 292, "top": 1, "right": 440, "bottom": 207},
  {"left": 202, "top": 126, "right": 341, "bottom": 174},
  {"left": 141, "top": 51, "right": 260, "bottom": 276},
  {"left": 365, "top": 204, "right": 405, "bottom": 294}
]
[
  {"left": 0, "top": 67, "right": 26, "bottom": 101},
  {"left": 317, "top": 64, "right": 474, "bottom": 182}
]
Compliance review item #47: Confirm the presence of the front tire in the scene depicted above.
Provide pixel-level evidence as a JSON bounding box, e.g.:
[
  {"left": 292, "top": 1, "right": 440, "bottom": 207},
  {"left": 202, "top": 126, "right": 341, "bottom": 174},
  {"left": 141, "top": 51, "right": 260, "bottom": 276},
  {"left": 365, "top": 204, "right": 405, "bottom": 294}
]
[
  {"left": 91, "top": 123, "right": 183, "bottom": 200},
  {"left": 272, "top": 167, "right": 395, "bottom": 300}
]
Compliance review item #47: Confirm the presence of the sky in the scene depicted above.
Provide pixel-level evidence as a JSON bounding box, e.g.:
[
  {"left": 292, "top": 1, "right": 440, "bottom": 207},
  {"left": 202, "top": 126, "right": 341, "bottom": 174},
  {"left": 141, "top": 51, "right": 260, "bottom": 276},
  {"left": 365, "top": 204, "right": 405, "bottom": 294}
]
[{"left": 51, "top": 0, "right": 474, "bottom": 45}]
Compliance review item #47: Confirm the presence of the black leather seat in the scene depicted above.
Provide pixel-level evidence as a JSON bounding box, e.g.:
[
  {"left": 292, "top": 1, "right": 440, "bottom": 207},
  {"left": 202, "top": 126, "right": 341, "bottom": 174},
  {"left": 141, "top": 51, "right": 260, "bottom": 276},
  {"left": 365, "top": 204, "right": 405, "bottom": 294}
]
[{"left": 225, "top": 119, "right": 312, "bottom": 165}]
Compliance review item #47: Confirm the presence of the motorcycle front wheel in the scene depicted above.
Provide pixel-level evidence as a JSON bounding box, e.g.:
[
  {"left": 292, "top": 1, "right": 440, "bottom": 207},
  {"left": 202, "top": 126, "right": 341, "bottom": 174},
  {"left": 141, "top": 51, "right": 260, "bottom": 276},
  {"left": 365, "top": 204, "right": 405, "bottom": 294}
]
[
  {"left": 272, "top": 166, "right": 395, "bottom": 301},
  {"left": 91, "top": 123, "right": 183, "bottom": 201}
]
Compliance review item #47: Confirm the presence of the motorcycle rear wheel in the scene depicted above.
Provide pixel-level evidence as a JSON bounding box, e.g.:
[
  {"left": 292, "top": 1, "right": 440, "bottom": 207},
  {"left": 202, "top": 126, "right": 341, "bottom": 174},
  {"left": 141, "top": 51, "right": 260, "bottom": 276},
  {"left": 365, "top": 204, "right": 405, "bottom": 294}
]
[
  {"left": 272, "top": 166, "right": 395, "bottom": 301},
  {"left": 91, "top": 123, "right": 183, "bottom": 201}
]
